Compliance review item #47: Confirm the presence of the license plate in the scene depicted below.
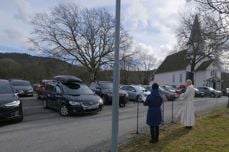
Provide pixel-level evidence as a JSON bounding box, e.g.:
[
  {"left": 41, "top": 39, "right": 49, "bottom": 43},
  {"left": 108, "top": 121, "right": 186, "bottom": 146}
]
[{"left": 85, "top": 105, "right": 98, "bottom": 110}]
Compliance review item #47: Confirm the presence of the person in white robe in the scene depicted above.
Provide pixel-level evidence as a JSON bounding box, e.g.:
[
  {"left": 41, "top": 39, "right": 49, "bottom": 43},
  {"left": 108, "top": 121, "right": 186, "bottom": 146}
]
[{"left": 177, "top": 79, "right": 195, "bottom": 129}]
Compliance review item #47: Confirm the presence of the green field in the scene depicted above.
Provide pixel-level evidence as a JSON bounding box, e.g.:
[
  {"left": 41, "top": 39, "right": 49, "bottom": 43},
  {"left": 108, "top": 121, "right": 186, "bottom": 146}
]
[{"left": 119, "top": 108, "right": 229, "bottom": 152}]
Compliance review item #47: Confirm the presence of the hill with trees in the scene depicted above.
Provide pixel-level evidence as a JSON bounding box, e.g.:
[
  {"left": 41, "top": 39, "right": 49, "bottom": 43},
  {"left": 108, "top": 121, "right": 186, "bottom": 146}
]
[{"left": 0, "top": 53, "right": 155, "bottom": 84}]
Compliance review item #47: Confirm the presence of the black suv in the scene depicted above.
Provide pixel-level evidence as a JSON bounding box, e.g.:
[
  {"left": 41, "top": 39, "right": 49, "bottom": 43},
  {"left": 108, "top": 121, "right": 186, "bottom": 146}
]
[
  {"left": 43, "top": 75, "right": 103, "bottom": 116},
  {"left": 10, "top": 79, "right": 34, "bottom": 97},
  {"left": 89, "top": 81, "right": 128, "bottom": 107},
  {"left": 0, "top": 79, "right": 23, "bottom": 122}
]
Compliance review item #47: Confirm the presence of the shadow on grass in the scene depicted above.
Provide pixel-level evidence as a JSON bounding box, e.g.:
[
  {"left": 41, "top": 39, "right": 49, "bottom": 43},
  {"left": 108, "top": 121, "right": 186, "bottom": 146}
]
[{"left": 155, "top": 127, "right": 191, "bottom": 151}]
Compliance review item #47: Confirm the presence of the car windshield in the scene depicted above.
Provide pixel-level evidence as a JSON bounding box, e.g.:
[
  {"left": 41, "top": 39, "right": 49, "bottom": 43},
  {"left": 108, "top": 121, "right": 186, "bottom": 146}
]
[
  {"left": 208, "top": 87, "right": 215, "bottom": 91},
  {"left": 134, "top": 86, "right": 146, "bottom": 92},
  {"left": 0, "top": 81, "right": 13, "bottom": 94},
  {"left": 165, "top": 85, "right": 175, "bottom": 90},
  {"left": 100, "top": 83, "right": 113, "bottom": 89},
  {"left": 62, "top": 83, "right": 94, "bottom": 95},
  {"left": 11, "top": 81, "right": 31, "bottom": 86},
  {"left": 145, "top": 86, "right": 152, "bottom": 91},
  {"left": 159, "top": 86, "right": 166, "bottom": 91}
]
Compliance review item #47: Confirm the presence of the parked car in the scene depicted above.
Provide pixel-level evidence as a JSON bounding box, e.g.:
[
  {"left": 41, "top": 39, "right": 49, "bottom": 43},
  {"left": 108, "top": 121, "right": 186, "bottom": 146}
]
[
  {"left": 194, "top": 88, "right": 205, "bottom": 97},
  {"left": 9, "top": 79, "right": 34, "bottom": 97},
  {"left": 197, "top": 87, "right": 222, "bottom": 98},
  {"left": 43, "top": 75, "right": 103, "bottom": 116},
  {"left": 121, "top": 85, "right": 150, "bottom": 102},
  {"left": 161, "top": 85, "right": 177, "bottom": 94},
  {"left": 36, "top": 80, "right": 54, "bottom": 100},
  {"left": 160, "top": 86, "right": 178, "bottom": 101},
  {"left": 0, "top": 79, "right": 23, "bottom": 122},
  {"left": 144, "top": 85, "right": 177, "bottom": 101},
  {"left": 33, "top": 83, "right": 40, "bottom": 92},
  {"left": 176, "top": 84, "right": 205, "bottom": 98},
  {"left": 89, "top": 81, "right": 128, "bottom": 105}
]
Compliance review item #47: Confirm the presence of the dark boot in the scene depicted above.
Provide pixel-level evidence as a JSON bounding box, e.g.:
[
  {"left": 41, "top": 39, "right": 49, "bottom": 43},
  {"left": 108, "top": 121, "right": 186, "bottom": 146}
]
[
  {"left": 155, "top": 126, "right": 159, "bottom": 142},
  {"left": 185, "top": 126, "right": 192, "bottom": 129},
  {"left": 150, "top": 126, "right": 158, "bottom": 143}
]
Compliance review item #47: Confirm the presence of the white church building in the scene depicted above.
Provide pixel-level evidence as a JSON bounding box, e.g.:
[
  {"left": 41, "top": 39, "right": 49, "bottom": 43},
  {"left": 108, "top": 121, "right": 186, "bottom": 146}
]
[{"left": 154, "top": 50, "right": 222, "bottom": 90}]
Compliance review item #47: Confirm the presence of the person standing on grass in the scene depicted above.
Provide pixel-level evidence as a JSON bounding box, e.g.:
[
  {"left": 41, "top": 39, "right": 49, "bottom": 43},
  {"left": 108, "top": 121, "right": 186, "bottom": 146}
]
[
  {"left": 144, "top": 83, "right": 163, "bottom": 143},
  {"left": 178, "top": 79, "right": 195, "bottom": 129}
]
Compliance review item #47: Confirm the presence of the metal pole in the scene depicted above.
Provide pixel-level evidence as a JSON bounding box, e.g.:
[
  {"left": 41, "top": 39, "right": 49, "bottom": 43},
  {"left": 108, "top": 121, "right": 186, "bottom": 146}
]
[
  {"left": 227, "top": 89, "right": 229, "bottom": 108},
  {"left": 171, "top": 99, "right": 174, "bottom": 123},
  {"left": 227, "top": 95, "right": 229, "bottom": 108},
  {"left": 136, "top": 100, "right": 139, "bottom": 134},
  {"left": 162, "top": 100, "right": 165, "bottom": 125},
  {"left": 111, "top": 0, "right": 121, "bottom": 152}
]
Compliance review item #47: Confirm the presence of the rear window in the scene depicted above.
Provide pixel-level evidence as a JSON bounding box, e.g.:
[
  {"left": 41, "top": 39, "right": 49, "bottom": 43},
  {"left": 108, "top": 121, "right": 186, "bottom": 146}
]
[
  {"left": 100, "top": 83, "right": 113, "bottom": 89},
  {"left": 0, "top": 81, "right": 13, "bottom": 94}
]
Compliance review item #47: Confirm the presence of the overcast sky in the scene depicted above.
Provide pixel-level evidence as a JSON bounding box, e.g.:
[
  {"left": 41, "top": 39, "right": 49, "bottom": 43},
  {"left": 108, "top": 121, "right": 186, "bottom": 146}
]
[{"left": 0, "top": 0, "right": 196, "bottom": 62}]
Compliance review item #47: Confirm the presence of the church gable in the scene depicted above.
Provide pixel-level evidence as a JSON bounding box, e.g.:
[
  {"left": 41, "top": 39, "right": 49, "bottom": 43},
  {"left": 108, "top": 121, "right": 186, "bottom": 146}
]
[{"left": 155, "top": 50, "right": 190, "bottom": 74}]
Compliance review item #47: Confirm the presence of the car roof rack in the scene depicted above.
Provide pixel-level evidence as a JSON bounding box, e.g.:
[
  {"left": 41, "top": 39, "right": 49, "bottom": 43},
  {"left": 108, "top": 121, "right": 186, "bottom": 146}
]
[{"left": 54, "top": 75, "right": 82, "bottom": 83}]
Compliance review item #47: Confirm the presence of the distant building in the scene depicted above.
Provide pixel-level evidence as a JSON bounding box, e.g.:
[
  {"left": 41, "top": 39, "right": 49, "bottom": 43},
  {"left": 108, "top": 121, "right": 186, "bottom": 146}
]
[{"left": 154, "top": 50, "right": 223, "bottom": 90}]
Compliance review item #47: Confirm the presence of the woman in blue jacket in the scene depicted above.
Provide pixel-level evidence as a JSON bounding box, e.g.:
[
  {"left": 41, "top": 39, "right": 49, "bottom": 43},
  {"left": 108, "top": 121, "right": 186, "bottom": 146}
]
[{"left": 144, "top": 83, "right": 163, "bottom": 143}]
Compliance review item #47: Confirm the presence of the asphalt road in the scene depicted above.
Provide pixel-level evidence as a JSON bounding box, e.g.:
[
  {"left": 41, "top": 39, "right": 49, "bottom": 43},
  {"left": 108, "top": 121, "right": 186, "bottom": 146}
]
[{"left": 0, "top": 96, "right": 228, "bottom": 152}]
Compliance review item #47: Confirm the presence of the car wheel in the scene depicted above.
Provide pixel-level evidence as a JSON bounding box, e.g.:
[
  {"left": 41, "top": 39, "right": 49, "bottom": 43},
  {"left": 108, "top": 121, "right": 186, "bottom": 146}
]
[
  {"left": 15, "top": 106, "right": 23, "bottom": 122},
  {"left": 98, "top": 105, "right": 103, "bottom": 111},
  {"left": 166, "top": 95, "right": 171, "bottom": 101},
  {"left": 136, "top": 95, "right": 141, "bottom": 102},
  {"left": 102, "top": 96, "right": 108, "bottom": 104},
  {"left": 210, "top": 93, "right": 215, "bottom": 98},
  {"left": 60, "top": 104, "right": 69, "bottom": 116},
  {"left": 15, "top": 115, "right": 24, "bottom": 122},
  {"left": 43, "top": 99, "right": 48, "bottom": 109}
]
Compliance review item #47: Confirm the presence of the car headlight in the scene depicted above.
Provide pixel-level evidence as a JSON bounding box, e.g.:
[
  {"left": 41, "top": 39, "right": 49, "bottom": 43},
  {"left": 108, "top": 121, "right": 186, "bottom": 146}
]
[
  {"left": 27, "top": 89, "right": 34, "bottom": 92},
  {"left": 99, "top": 98, "right": 103, "bottom": 104},
  {"left": 69, "top": 101, "right": 81, "bottom": 106},
  {"left": 5, "top": 100, "right": 20, "bottom": 107},
  {"left": 17, "top": 90, "right": 24, "bottom": 94}
]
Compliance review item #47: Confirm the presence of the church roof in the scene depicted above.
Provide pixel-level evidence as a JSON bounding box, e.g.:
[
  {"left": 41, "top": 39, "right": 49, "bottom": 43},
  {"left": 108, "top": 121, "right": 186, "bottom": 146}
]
[
  {"left": 195, "top": 60, "right": 214, "bottom": 71},
  {"left": 155, "top": 50, "right": 190, "bottom": 74}
]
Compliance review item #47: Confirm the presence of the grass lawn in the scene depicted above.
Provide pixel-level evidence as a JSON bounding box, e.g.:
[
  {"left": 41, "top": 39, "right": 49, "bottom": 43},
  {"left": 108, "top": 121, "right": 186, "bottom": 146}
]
[{"left": 119, "top": 108, "right": 229, "bottom": 152}]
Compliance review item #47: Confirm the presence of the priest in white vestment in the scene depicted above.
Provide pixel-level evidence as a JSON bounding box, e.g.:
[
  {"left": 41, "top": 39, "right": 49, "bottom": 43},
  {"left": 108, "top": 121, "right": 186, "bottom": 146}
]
[{"left": 178, "top": 79, "right": 195, "bottom": 129}]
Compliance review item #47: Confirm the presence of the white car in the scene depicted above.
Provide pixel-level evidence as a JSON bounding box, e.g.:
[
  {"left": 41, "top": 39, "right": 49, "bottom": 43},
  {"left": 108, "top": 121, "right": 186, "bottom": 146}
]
[{"left": 121, "top": 85, "right": 150, "bottom": 102}]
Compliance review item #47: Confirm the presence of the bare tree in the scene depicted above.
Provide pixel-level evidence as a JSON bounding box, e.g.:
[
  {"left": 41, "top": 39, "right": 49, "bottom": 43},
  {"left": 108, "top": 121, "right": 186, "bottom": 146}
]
[
  {"left": 195, "top": 0, "right": 229, "bottom": 14},
  {"left": 120, "top": 50, "right": 137, "bottom": 84},
  {"left": 139, "top": 53, "right": 157, "bottom": 84},
  {"left": 177, "top": 13, "right": 228, "bottom": 81},
  {"left": 194, "top": 0, "right": 229, "bottom": 43},
  {"left": 30, "top": 4, "right": 131, "bottom": 81}
]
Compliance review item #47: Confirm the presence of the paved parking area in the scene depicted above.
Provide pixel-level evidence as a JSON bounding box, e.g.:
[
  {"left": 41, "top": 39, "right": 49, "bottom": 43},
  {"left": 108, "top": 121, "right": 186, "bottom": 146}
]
[{"left": 0, "top": 96, "right": 228, "bottom": 152}]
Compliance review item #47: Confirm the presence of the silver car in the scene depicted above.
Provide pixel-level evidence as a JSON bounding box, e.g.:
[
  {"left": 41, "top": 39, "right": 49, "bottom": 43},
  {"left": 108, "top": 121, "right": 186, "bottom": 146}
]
[{"left": 121, "top": 85, "right": 150, "bottom": 102}]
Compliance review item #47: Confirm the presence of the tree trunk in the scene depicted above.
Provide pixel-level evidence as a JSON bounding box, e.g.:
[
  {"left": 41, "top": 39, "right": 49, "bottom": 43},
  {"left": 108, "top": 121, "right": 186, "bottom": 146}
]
[
  {"left": 190, "top": 63, "right": 195, "bottom": 84},
  {"left": 88, "top": 69, "right": 97, "bottom": 82}
]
